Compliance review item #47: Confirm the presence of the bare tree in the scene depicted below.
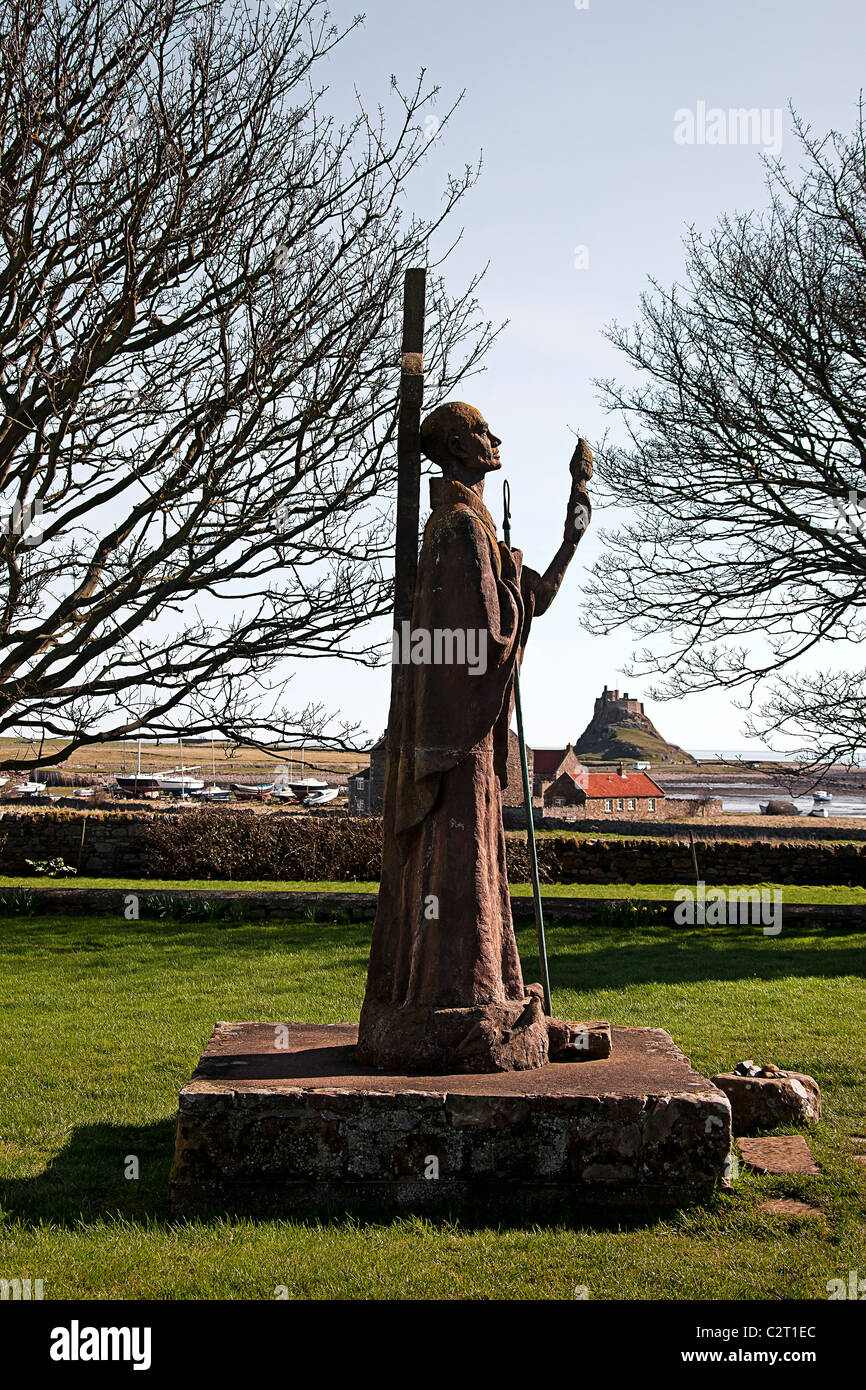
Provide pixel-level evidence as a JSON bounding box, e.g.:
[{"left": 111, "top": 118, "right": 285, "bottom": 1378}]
[
  {"left": 0, "top": 0, "right": 497, "bottom": 772},
  {"left": 583, "top": 105, "right": 866, "bottom": 776}
]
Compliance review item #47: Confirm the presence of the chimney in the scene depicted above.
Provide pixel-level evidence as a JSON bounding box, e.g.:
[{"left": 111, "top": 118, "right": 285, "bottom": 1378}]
[{"left": 618, "top": 762, "right": 626, "bottom": 778}]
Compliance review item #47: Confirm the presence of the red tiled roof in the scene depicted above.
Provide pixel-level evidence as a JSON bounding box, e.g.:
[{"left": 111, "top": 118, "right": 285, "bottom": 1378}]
[
  {"left": 582, "top": 771, "right": 664, "bottom": 799},
  {"left": 533, "top": 748, "right": 569, "bottom": 775}
]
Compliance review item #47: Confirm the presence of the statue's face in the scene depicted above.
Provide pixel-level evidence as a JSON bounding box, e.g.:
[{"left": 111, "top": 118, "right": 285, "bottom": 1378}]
[{"left": 448, "top": 409, "right": 502, "bottom": 474}]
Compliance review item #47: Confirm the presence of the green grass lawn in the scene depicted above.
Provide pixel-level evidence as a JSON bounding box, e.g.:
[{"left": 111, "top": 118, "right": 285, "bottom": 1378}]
[
  {"left": 1, "top": 912, "right": 864, "bottom": 1299},
  {"left": 4, "top": 874, "right": 865, "bottom": 905}
]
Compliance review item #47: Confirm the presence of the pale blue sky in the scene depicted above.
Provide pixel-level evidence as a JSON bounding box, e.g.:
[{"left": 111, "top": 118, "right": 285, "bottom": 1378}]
[{"left": 287, "top": 0, "right": 865, "bottom": 753}]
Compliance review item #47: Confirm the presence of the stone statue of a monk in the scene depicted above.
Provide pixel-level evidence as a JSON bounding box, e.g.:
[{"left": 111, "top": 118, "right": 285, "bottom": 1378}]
[{"left": 356, "top": 401, "right": 593, "bottom": 1072}]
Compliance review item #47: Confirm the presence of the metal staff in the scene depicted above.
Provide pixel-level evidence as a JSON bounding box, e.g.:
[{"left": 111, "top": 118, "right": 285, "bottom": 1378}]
[{"left": 502, "top": 478, "right": 552, "bottom": 1017}]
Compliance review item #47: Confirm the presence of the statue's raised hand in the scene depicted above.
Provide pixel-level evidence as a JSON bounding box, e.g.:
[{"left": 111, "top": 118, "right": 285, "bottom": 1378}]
[
  {"left": 569, "top": 438, "right": 594, "bottom": 486},
  {"left": 564, "top": 438, "right": 593, "bottom": 545}
]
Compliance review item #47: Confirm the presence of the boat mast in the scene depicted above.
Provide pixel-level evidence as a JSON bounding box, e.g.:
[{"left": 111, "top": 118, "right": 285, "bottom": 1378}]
[{"left": 134, "top": 689, "right": 143, "bottom": 782}]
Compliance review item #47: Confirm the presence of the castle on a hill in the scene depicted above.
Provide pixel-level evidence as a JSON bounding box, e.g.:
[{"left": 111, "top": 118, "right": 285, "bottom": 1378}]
[
  {"left": 593, "top": 687, "right": 645, "bottom": 718},
  {"left": 573, "top": 685, "right": 693, "bottom": 763}
]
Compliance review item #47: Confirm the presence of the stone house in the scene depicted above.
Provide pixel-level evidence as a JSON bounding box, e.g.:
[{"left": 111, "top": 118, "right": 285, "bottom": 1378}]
[
  {"left": 543, "top": 762, "right": 666, "bottom": 818},
  {"left": 531, "top": 744, "right": 582, "bottom": 803},
  {"left": 346, "top": 768, "right": 371, "bottom": 815},
  {"left": 347, "top": 731, "right": 387, "bottom": 815}
]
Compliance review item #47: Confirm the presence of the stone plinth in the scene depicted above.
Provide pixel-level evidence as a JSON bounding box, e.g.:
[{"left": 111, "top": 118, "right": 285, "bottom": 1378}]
[{"left": 170, "top": 1022, "right": 732, "bottom": 1215}]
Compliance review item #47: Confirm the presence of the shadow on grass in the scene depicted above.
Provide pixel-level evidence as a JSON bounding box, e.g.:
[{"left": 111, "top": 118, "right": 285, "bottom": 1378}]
[
  {"left": 0, "top": 1121, "right": 176, "bottom": 1226},
  {"left": 0, "top": 1119, "right": 710, "bottom": 1235},
  {"left": 0, "top": 918, "right": 374, "bottom": 960},
  {"left": 538, "top": 931, "right": 866, "bottom": 991},
  {"left": 8, "top": 919, "right": 865, "bottom": 987}
]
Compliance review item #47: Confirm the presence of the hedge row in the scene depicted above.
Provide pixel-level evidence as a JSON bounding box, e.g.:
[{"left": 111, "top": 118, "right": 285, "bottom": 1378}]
[
  {"left": 143, "top": 810, "right": 550, "bottom": 882},
  {"left": 144, "top": 810, "right": 382, "bottom": 880}
]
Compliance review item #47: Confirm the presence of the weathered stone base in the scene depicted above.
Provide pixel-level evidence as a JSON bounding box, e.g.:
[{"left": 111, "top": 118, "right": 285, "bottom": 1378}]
[
  {"left": 356, "top": 993, "right": 551, "bottom": 1072},
  {"left": 354, "top": 985, "right": 612, "bottom": 1073},
  {"left": 170, "top": 1022, "right": 732, "bottom": 1215}
]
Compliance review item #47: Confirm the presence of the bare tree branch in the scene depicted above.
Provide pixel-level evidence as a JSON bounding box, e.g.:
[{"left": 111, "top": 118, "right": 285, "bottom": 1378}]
[
  {"left": 583, "top": 101, "right": 866, "bottom": 767},
  {"left": 0, "top": 0, "right": 500, "bottom": 772}
]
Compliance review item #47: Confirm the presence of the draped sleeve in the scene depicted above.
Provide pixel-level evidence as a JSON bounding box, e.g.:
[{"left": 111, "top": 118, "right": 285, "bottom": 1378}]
[{"left": 393, "top": 502, "right": 526, "bottom": 836}]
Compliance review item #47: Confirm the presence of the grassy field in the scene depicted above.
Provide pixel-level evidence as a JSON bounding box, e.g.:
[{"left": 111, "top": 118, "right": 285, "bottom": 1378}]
[
  {"left": 3, "top": 874, "right": 865, "bottom": 905},
  {"left": 0, "top": 911, "right": 864, "bottom": 1300}
]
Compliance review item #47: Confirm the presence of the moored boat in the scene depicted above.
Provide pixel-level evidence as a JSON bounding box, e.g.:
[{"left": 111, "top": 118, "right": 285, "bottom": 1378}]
[
  {"left": 157, "top": 770, "right": 205, "bottom": 794},
  {"left": 288, "top": 776, "right": 327, "bottom": 798},
  {"left": 231, "top": 782, "right": 274, "bottom": 799},
  {"left": 196, "top": 784, "right": 233, "bottom": 801},
  {"left": 303, "top": 787, "right": 339, "bottom": 806},
  {"left": 116, "top": 772, "right": 163, "bottom": 795}
]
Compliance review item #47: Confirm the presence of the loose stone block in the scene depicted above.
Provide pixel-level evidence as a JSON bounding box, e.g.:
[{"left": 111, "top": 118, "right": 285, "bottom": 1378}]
[
  {"left": 712, "top": 1070, "right": 821, "bottom": 1134},
  {"left": 170, "top": 1022, "right": 732, "bottom": 1215},
  {"left": 759, "top": 1198, "right": 823, "bottom": 1218},
  {"left": 738, "top": 1135, "right": 820, "bottom": 1176},
  {"left": 546, "top": 1018, "right": 612, "bottom": 1060}
]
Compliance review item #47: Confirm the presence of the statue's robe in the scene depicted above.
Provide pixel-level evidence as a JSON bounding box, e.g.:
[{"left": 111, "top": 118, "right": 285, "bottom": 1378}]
[{"left": 359, "top": 476, "right": 539, "bottom": 1026}]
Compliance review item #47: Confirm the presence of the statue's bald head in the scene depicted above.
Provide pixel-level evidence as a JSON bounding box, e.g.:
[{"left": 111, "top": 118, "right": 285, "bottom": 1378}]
[{"left": 420, "top": 401, "right": 502, "bottom": 478}]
